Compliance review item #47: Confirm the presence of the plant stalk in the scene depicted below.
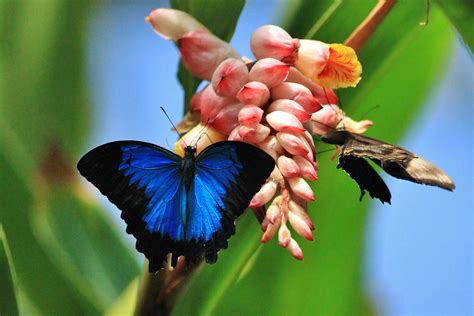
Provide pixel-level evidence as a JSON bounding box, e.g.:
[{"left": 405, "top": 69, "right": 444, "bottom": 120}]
[{"left": 345, "top": 0, "right": 397, "bottom": 52}]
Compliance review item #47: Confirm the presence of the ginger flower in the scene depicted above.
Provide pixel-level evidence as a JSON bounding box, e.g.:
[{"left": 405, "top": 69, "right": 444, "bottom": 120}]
[{"left": 148, "top": 8, "right": 367, "bottom": 261}]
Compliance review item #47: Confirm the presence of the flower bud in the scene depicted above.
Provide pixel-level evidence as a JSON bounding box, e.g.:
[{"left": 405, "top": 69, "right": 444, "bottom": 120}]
[
  {"left": 338, "top": 116, "right": 373, "bottom": 134},
  {"left": 236, "top": 81, "right": 270, "bottom": 106},
  {"left": 271, "top": 82, "right": 321, "bottom": 113},
  {"left": 286, "top": 68, "right": 338, "bottom": 106},
  {"left": 266, "top": 111, "right": 305, "bottom": 134},
  {"left": 228, "top": 126, "right": 243, "bottom": 141},
  {"left": 248, "top": 58, "right": 289, "bottom": 88},
  {"left": 278, "top": 223, "right": 291, "bottom": 247},
  {"left": 199, "top": 85, "right": 235, "bottom": 122},
  {"left": 209, "top": 102, "right": 243, "bottom": 135},
  {"left": 238, "top": 124, "right": 271, "bottom": 143},
  {"left": 288, "top": 199, "right": 314, "bottom": 230},
  {"left": 288, "top": 211, "right": 313, "bottom": 241},
  {"left": 277, "top": 156, "right": 300, "bottom": 178},
  {"left": 250, "top": 25, "right": 300, "bottom": 63},
  {"left": 276, "top": 132, "right": 309, "bottom": 156},
  {"left": 294, "top": 39, "right": 329, "bottom": 81},
  {"left": 250, "top": 180, "right": 278, "bottom": 208},
  {"left": 288, "top": 177, "right": 314, "bottom": 201},
  {"left": 267, "top": 99, "right": 311, "bottom": 123},
  {"left": 261, "top": 220, "right": 279, "bottom": 243},
  {"left": 287, "top": 238, "right": 304, "bottom": 260},
  {"left": 238, "top": 105, "right": 264, "bottom": 127},
  {"left": 257, "top": 135, "right": 283, "bottom": 160},
  {"left": 266, "top": 203, "right": 281, "bottom": 224},
  {"left": 293, "top": 156, "right": 317, "bottom": 181},
  {"left": 179, "top": 30, "right": 239, "bottom": 80},
  {"left": 211, "top": 58, "right": 249, "bottom": 97},
  {"left": 147, "top": 8, "right": 207, "bottom": 40},
  {"left": 310, "top": 105, "right": 340, "bottom": 135}
]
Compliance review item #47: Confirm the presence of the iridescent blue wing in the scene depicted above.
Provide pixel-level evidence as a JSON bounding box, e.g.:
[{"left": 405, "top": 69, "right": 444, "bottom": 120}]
[
  {"left": 77, "top": 141, "right": 190, "bottom": 271},
  {"left": 186, "top": 141, "right": 275, "bottom": 264}
]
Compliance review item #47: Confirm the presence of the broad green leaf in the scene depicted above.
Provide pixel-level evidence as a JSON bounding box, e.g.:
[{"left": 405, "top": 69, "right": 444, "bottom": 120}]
[
  {"left": 170, "top": 0, "right": 245, "bottom": 111},
  {"left": 104, "top": 278, "right": 140, "bottom": 316},
  {"left": 0, "top": 1, "right": 138, "bottom": 314},
  {"left": 174, "top": 4, "right": 454, "bottom": 315},
  {"left": 31, "top": 187, "right": 140, "bottom": 308},
  {"left": 0, "top": 1, "right": 91, "bottom": 170},
  {"left": 171, "top": 0, "right": 245, "bottom": 41},
  {"left": 0, "top": 153, "right": 100, "bottom": 315},
  {"left": 435, "top": 0, "right": 474, "bottom": 52},
  {"left": 0, "top": 225, "right": 21, "bottom": 316}
]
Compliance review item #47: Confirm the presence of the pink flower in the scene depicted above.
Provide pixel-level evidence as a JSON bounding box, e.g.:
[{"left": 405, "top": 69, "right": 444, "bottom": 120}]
[
  {"left": 147, "top": 8, "right": 207, "bottom": 40},
  {"left": 238, "top": 105, "right": 264, "bottom": 127},
  {"left": 148, "top": 15, "right": 366, "bottom": 263},
  {"left": 271, "top": 82, "right": 321, "bottom": 113},
  {"left": 236, "top": 81, "right": 270, "bottom": 106},
  {"left": 294, "top": 40, "right": 362, "bottom": 89},
  {"left": 179, "top": 30, "right": 240, "bottom": 80},
  {"left": 267, "top": 99, "right": 311, "bottom": 123},
  {"left": 250, "top": 25, "right": 300, "bottom": 63},
  {"left": 248, "top": 58, "right": 290, "bottom": 88},
  {"left": 212, "top": 58, "right": 249, "bottom": 97},
  {"left": 266, "top": 111, "right": 305, "bottom": 134}
]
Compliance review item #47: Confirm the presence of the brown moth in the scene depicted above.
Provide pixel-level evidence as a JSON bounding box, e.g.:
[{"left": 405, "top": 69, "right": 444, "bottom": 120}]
[{"left": 321, "top": 129, "right": 455, "bottom": 204}]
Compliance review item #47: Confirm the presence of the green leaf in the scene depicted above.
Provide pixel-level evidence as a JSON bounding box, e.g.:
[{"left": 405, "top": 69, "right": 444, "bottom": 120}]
[
  {"left": 0, "top": 1, "right": 91, "bottom": 170},
  {"left": 31, "top": 187, "right": 140, "bottom": 309},
  {"left": 0, "top": 225, "right": 21, "bottom": 316},
  {"left": 0, "top": 2, "right": 140, "bottom": 314},
  {"left": 435, "top": 0, "right": 474, "bottom": 52},
  {"left": 170, "top": 0, "right": 245, "bottom": 111},
  {"left": 173, "top": 4, "right": 454, "bottom": 315},
  {"left": 170, "top": 0, "right": 245, "bottom": 41},
  {"left": 104, "top": 278, "right": 140, "bottom": 316},
  {"left": 0, "top": 154, "right": 100, "bottom": 315}
]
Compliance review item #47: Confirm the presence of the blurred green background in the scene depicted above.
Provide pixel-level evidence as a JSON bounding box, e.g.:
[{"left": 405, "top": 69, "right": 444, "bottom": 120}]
[{"left": 0, "top": 1, "right": 472, "bottom": 315}]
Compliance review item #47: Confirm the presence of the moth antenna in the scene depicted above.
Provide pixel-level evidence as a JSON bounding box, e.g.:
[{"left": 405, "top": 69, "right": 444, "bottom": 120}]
[
  {"left": 160, "top": 107, "right": 187, "bottom": 146},
  {"left": 357, "top": 104, "right": 381, "bottom": 120},
  {"left": 316, "top": 147, "right": 336, "bottom": 155}
]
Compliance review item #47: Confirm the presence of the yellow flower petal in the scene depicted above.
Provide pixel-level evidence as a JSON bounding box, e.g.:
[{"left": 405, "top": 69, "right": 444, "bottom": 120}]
[{"left": 315, "top": 44, "right": 362, "bottom": 89}]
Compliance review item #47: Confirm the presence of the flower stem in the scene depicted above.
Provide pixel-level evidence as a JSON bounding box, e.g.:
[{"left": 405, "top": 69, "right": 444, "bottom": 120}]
[
  {"left": 344, "top": 0, "right": 397, "bottom": 53},
  {"left": 134, "top": 259, "right": 201, "bottom": 316}
]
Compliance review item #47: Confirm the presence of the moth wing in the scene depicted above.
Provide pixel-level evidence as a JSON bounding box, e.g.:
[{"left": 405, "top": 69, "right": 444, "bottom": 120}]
[
  {"left": 344, "top": 134, "right": 455, "bottom": 191},
  {"left": 338, "top": 155, "right": 391, "bottom": 204}
]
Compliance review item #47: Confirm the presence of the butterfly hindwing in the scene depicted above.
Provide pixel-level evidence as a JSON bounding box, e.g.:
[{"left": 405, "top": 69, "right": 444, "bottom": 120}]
[{"left": 77, "top": 140, "right": 275, "bottom": 272}]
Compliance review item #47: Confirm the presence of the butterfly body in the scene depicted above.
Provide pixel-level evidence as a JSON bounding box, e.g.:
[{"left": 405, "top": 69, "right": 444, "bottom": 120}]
[
  {"left": 321, "top": 129, "right": 455, "bottom": 204},
  {"left": 78, "top": 141, "right": 274, "bottom": 272}
]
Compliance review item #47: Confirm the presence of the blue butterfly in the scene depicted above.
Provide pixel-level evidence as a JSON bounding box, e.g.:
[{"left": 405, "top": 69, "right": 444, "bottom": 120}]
[{"left": 77, "top": 141, "right": 275, "bottom": 272}]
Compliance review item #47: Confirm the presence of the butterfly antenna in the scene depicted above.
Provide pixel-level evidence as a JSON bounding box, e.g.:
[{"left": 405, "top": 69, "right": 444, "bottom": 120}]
[
  {"left": 160, "top": 107, "right": 187, "bottom": 146},
  {"left": 189, "top": 118, "right": 210, "bottom": 147}
]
